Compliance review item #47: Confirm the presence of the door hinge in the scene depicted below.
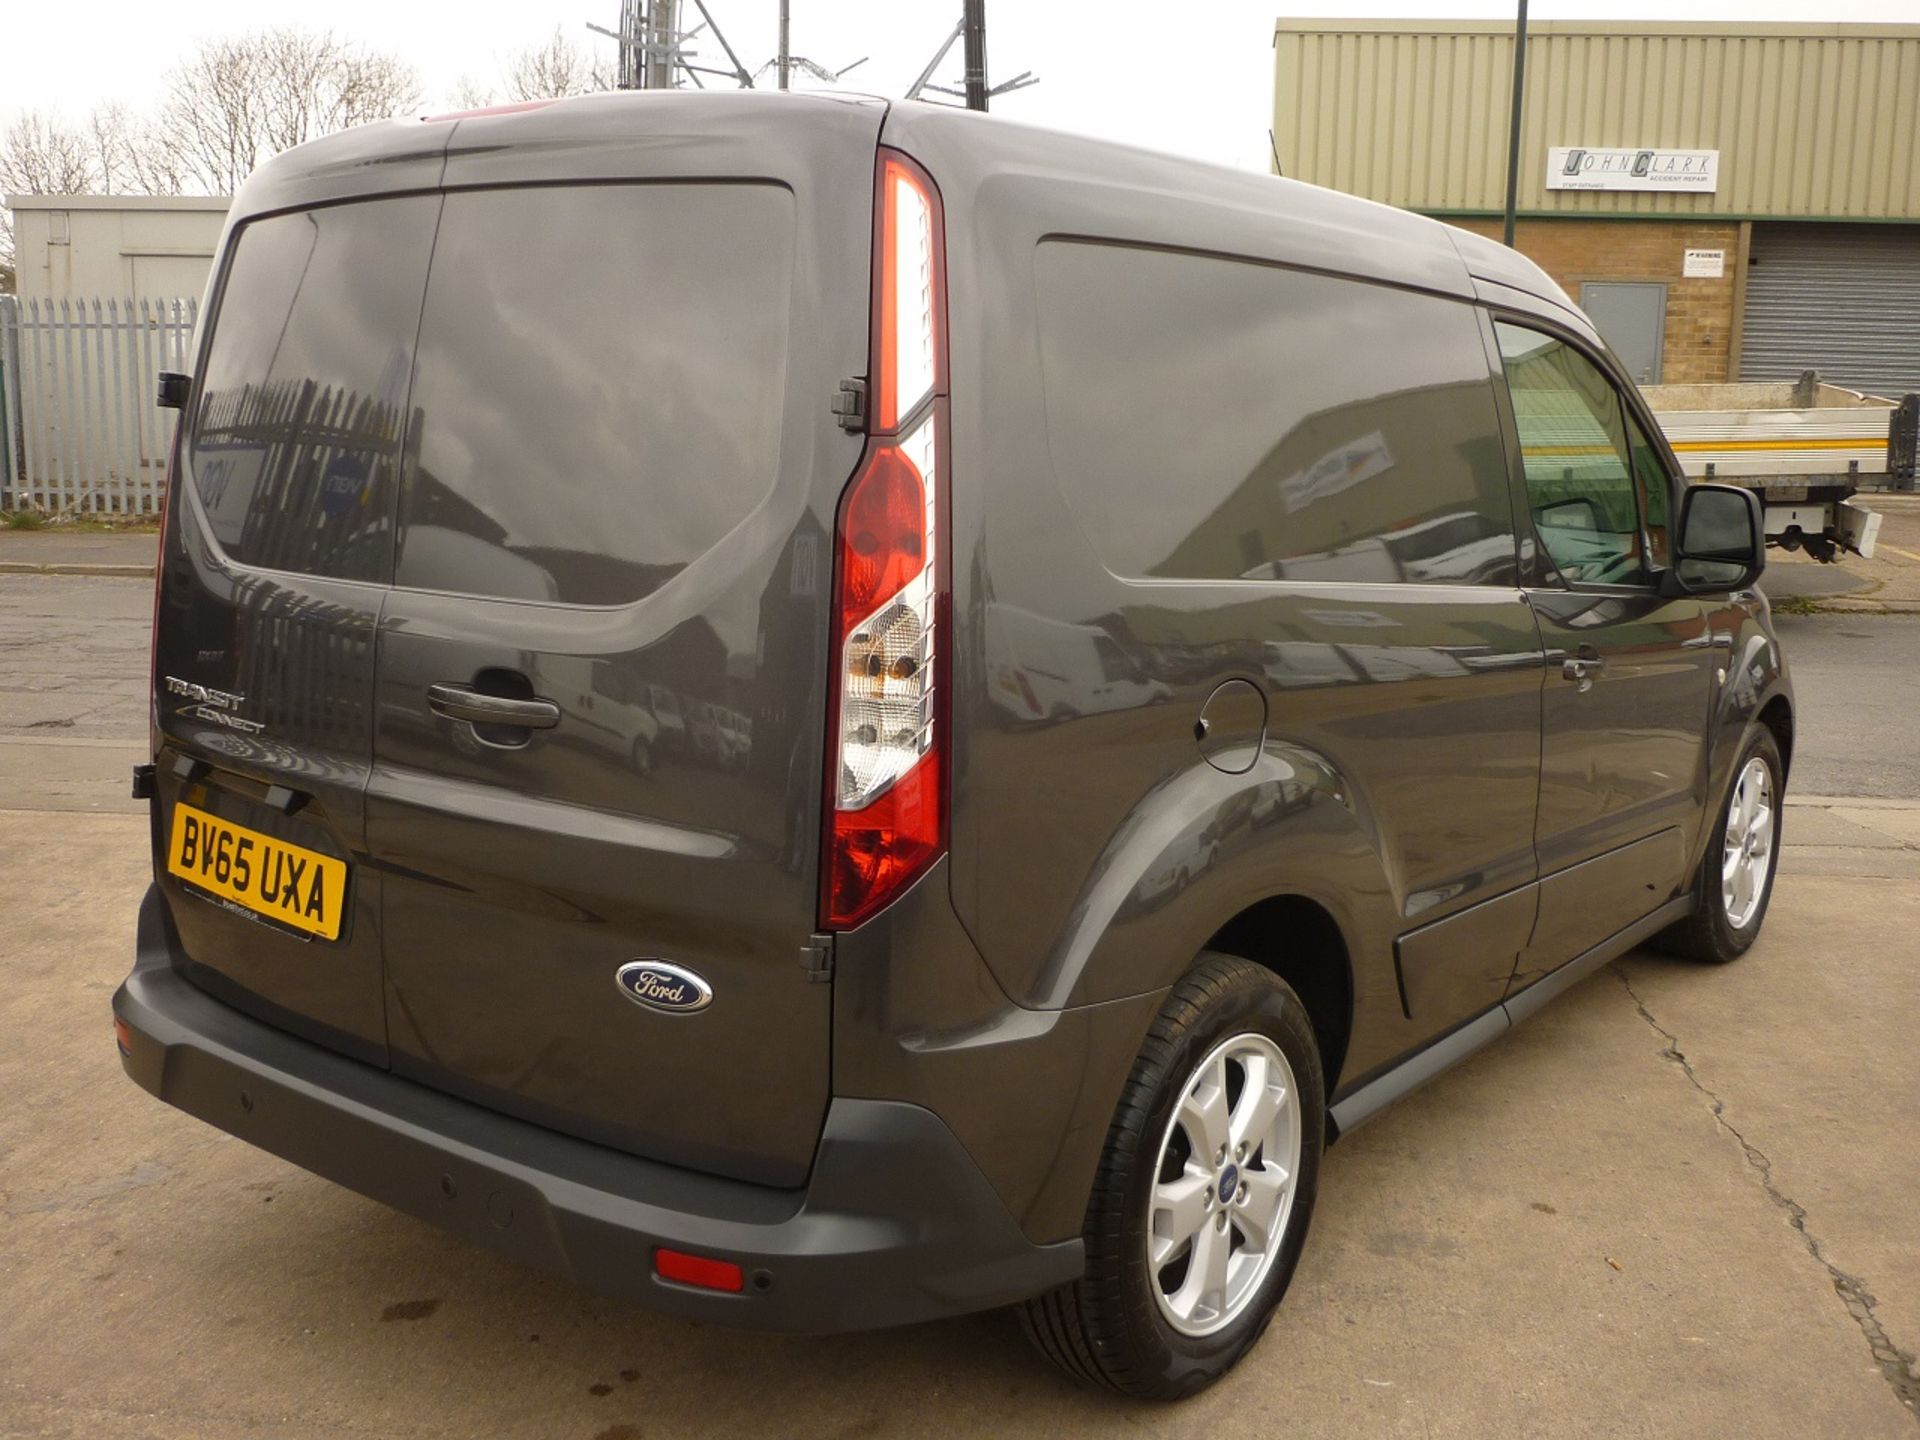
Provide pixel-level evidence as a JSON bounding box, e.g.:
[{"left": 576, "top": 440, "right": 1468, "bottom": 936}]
[
  {"left": 831, "top": 377, "right": 867, "bottom": 433},
  {"left": 130, "top": 763, "right": 156, "bottom": 800},
  {"left": 800, "top": 934, "right": 835, "bottom": 983}
]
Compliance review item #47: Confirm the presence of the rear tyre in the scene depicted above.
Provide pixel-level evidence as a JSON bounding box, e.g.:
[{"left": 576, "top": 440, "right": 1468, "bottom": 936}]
[
  {"left": 1019, "top": 952, "right": 1324, "bottom": 1399},
  {"left": 1654, "top": 727, "right": 1784, "bottom": 964}
]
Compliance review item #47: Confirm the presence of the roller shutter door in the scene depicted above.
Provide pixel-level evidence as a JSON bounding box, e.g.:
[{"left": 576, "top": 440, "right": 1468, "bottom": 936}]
[{"left": 1741, "top": 223, "right": 1920, "bottom": 398}]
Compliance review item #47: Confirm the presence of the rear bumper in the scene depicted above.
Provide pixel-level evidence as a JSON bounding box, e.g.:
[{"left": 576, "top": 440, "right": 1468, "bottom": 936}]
[{"left": 113, "top": 885, "right": 1082, "bottom": 1333}]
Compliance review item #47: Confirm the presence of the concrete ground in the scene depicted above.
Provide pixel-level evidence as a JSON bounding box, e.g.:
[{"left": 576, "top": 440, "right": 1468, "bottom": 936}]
[
  {"left": 2, "top": 809, "right": 1916, "bottom": 1439},
  {"left": 3, "top": 570, "right": 1918, "bottom": 1437}
]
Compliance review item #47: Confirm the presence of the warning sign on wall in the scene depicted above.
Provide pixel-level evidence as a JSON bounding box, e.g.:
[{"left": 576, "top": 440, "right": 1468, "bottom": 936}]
[{"left": 1683, "top": 248, "right": 1726, "bottom": 278}]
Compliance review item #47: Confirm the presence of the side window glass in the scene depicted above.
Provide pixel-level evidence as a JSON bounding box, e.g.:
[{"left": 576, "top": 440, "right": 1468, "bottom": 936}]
[
  {"left": 1032, "top": 242, "right": 1518, "bottom": 587},
  {"left": 1625, "top": 413, "right": 1673, "bottom": 570},
  {"left": 1493, "top": 323, "right": 1648, "bottom": 587},
  {"left": 188, "top": 198, "right": 438, "bottom": 582}
]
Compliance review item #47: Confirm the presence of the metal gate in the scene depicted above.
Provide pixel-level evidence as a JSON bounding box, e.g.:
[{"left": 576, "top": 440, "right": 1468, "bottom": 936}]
[
  {"left": 0, "top": 295, "right": 198, "bottom": 514},
  {"left": 1740, "top": 223, "right": 1920, "bottom": 400}
]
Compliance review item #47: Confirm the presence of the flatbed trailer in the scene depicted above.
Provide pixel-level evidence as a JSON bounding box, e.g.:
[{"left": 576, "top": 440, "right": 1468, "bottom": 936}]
[{"left": 1646, "top": 374, "right": 1918, "bottom": 562}]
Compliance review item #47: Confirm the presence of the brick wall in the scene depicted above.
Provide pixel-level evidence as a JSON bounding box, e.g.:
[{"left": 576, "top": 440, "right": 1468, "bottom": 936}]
[{"left": 1445, "top": 218, "right": 1742, "bottom": 384}]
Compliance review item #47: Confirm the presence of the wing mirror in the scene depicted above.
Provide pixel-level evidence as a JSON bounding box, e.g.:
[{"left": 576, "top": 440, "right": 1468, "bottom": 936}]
[
  {"left": 1536, "top": 495, "right": 1603, "bottom": 531},
  {"left": 1663, "top": 483, "right": 1764, "bottom": 596}
]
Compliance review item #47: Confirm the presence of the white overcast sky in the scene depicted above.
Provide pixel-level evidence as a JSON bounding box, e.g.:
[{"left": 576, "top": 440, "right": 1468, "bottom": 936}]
[{"left": 5, "top": 0, "right": 1916, "bottom": 178}]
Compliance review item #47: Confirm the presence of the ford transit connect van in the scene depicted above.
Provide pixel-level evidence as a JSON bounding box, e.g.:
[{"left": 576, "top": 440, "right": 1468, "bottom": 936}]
[{"left": 115, "top": 91, "right": 1790, "bottom": 1398}]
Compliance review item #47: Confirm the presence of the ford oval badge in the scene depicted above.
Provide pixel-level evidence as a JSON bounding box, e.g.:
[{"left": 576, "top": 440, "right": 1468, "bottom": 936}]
[{"left": 615, "top": 960, "right": 713, "bottom": 1015}]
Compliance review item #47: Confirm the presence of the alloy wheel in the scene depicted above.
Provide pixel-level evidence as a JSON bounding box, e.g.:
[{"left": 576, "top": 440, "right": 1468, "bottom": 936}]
[
  {"left": 1146, "top": 1032, "right": 1301, "bottom": 1337},
  {"left": 1722, "top": 755, "right": 1776, "bottom": 929}
]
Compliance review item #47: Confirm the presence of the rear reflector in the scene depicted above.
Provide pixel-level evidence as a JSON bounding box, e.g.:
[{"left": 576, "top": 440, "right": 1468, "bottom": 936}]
[
  {"left": 113, "top": 1018, "right": 133, "bottom": 1057},
  {"left": 654, "top": 1248, "right": 745, "bottom": 1293}
]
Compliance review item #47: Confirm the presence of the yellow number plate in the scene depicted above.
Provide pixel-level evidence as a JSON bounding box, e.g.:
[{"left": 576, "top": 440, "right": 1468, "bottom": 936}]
[{"left": 166, "top": 802, "right": 347, "bottom": 941}]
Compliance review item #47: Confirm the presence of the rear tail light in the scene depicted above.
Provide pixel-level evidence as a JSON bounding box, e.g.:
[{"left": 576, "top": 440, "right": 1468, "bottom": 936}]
[{"left": 822, "top": 150, "right": 948, "bottom": 931}]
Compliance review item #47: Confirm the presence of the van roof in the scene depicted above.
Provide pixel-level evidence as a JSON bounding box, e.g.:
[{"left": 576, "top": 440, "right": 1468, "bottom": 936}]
[
  {"left": 227, "top": 89, "right": 1570, "bottom": 317},
  {"left": 877, "top": 97, "right": 1571, "bottom": 314}
]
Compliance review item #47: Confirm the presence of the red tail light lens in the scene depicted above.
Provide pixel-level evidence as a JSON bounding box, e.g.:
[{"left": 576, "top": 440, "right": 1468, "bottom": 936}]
[
  {"left": 836, "top": 444, "right": 928, "bottom": 629},
  {"left": 822, "top": 150, "right": 948, "bottom": 931}
]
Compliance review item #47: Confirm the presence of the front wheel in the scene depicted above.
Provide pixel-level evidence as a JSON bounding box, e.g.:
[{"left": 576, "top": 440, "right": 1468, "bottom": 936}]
[
  {"left": 1020, "top": 953, "right": 1324, "bottom": 1398},
  {"left": 1655, "top": 727, "right": 1784, "bottom": 963}
]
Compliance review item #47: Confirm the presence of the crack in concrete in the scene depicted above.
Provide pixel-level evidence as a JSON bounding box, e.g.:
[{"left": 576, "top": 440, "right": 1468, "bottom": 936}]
[{"left": 1617, "top": 967, "right": 1920, "bottom": 1425}]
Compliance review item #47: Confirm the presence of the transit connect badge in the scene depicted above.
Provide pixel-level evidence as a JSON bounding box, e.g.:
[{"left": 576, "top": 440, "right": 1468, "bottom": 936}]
[{"left": 614, "top": 961, "right": 713, "bottom": 1015}]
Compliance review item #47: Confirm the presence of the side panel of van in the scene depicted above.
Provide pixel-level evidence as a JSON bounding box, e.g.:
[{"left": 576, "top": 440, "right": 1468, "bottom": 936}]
[
  {"left": 891, "top": 111, "right": 1552, "bottom": 1088},
  {"left": 361, "top": 102, "right": 881, "bottom": 1185}
]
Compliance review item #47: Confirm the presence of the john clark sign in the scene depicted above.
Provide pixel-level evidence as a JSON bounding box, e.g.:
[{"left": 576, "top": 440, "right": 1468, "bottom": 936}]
[{"left": 1547, "top": 147, "right": 1719, "bottom": 193}]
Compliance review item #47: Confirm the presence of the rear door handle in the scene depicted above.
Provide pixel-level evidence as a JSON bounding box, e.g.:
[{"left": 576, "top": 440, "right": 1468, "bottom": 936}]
[{"left": 426, "top": 683, "right": 561, "bottom": 730}]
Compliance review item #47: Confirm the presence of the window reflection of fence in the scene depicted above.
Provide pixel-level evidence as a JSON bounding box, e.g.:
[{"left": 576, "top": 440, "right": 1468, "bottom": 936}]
[
  {"left": 0, "top": 295, "right": 198, "bottom": 513},
  {"left": 193, "top": 377, "right": 403, "bottom": 581}
]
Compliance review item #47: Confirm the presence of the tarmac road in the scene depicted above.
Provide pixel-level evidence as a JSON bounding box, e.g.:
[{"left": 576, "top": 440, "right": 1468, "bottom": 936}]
[
  {"left": 0, "top": 573, "right": 149, "bottom": 814},
  {"left": 1768, "top": 612, "right": 1920, "bottom": 799},
  {"left": 3, "top": 571, "right": 1915, "bottom": 807}
]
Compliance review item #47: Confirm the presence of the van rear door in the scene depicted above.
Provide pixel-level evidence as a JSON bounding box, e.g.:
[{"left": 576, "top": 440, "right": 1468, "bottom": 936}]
[
  {"left": 364, "top": 100, "right": 880, "bottom": 1187},
  {"left": 152, "top": 195, "right": 438, "bottom": 1063}
]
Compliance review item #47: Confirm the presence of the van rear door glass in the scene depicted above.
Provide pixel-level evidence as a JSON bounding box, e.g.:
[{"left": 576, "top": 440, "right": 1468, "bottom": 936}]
[
  {"left": 188, "top": 197, "right": 439, "bottom": 582},
  {"left": 394, "top": 184, "right": 794, "bottom": 606},
  {"left": 1031, "top": 240, "right": 1518, "bottom": 587}
]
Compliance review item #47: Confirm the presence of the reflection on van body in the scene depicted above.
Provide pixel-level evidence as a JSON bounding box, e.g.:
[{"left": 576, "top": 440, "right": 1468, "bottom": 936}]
[
  {"left": 985, "top": 602, "right": 1170, "bottom": 723},
  {"left": 1262, "top": 640, "right": 1366, "bottom": 690}
]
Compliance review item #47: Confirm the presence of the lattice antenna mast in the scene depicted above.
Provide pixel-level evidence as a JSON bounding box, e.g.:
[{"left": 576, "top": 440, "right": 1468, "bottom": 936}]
[
  {"left": 748, "top": 0, "right": 867, "bottom": 92},
  {"left": 589, "top": 0, "right": 756, "bottom": 90},
  {"left": 906, "top": 1, "right": 1036, "bottom": 110}
]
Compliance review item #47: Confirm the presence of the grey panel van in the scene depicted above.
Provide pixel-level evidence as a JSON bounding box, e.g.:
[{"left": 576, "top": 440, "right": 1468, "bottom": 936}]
[{"left": 115, "top": 92, "right": 1791, "bottom": 1397}]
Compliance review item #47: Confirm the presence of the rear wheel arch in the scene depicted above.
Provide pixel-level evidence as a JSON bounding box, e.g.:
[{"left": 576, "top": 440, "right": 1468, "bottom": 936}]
[
  {"left": 1203, "top": 895, "right": 1354, "bottom": 1098},
  {"left": 1022, "top": 951, "right": 1326, "bottom": 1396},
  {"left": 1757, "top": 694, "right": 1794, "bottom": 780}
]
